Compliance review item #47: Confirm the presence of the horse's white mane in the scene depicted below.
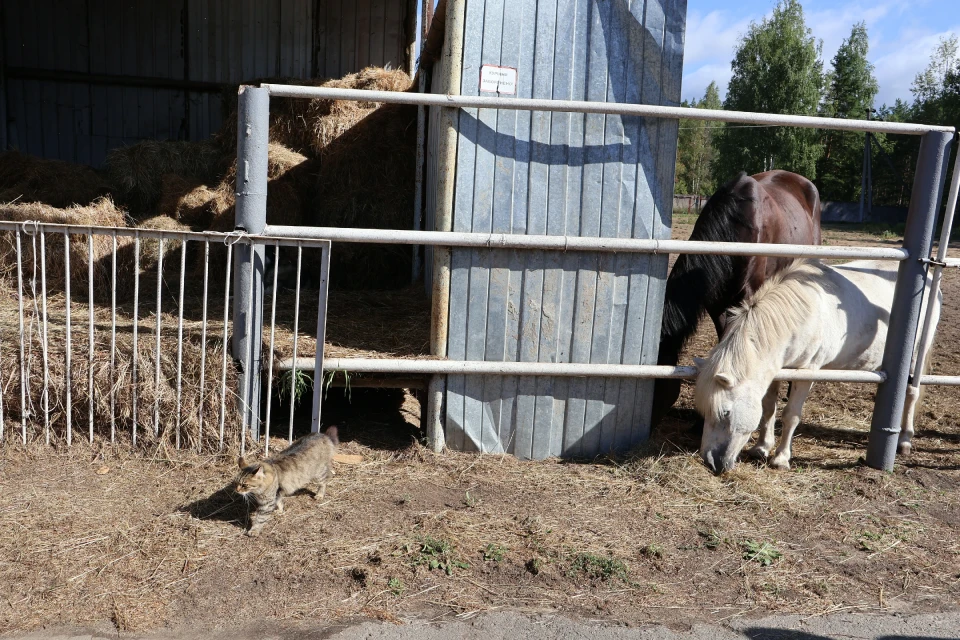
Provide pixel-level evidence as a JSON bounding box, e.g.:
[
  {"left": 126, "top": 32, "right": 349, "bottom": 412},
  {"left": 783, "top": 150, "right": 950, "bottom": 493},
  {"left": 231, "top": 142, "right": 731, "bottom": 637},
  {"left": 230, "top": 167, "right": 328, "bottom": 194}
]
[{"left": 695, "top": 259, "right": 824, "bottom": 414}]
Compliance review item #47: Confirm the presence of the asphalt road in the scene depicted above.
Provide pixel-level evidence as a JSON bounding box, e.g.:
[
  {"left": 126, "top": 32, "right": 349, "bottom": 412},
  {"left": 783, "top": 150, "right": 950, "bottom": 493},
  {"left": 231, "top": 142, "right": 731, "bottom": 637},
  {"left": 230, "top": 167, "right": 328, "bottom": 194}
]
[{"left": 9, "top": 611, "right": 960, "bottom": 640}]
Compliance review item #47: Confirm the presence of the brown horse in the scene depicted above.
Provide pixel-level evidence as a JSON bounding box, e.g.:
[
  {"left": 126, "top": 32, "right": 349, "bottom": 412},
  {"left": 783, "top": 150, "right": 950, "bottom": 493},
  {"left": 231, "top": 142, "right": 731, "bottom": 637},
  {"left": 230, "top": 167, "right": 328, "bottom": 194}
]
[{"left": 652, "top": 170, "right": 822, "bottom": 428}]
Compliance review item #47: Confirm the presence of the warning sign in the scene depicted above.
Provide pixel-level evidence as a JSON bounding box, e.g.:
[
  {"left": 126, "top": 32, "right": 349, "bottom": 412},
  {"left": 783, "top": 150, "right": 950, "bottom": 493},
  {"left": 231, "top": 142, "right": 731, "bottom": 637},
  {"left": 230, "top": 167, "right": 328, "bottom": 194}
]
[{"left": 479, "top": 64, "right": 518, "bottom": 95}]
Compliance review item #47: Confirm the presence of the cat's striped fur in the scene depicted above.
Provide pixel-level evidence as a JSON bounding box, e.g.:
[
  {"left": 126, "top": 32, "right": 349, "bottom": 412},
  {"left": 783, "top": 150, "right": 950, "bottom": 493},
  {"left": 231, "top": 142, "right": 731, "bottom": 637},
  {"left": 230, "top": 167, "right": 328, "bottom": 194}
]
[{"left": 234, "top": 427, "right": 338, "bottom": 536}]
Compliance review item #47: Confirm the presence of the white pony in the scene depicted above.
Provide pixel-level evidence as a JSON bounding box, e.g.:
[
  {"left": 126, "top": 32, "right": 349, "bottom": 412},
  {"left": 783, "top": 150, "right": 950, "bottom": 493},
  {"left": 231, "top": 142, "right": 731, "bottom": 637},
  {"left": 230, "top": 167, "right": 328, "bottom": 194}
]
[{"left": 694, "top": 259, "right": 940, "bottom": 474}]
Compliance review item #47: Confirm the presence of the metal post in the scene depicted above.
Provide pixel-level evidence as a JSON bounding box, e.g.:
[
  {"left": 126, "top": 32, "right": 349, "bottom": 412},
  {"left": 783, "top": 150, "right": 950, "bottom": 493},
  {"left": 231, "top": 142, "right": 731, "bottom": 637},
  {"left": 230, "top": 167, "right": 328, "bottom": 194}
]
[
  {"left": 866, "top": 130, "right": 954, "bottom": 471},
  {"left": 310, "top": 241, "right": 332, "bottom": 434},
  {"left": 233, "top": 85, "right": 269, "bottom": 440},
  {"left": 425, "top": 0, "right": 465, "bottom": 452}
]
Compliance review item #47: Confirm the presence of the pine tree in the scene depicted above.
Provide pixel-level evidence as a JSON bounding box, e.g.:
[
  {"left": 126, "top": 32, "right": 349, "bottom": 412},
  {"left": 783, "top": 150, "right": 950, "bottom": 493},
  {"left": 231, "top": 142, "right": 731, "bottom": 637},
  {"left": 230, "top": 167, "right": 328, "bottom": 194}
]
[
  {"left": 675, "top": 81, "right": 722, "bottom": 196},
  {"left": 712, "top": 0, "right": 824, "bottom": 184},
  {"left": 816, "top": 22, "right": 879, "bottom": 201}
]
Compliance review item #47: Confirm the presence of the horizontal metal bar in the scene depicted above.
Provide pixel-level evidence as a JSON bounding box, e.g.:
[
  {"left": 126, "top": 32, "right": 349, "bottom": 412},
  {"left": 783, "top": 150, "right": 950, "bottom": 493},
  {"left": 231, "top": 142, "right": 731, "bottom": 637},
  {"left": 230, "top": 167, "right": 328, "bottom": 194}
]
[
  {"left": 945, "top": 257, "right": 960, "bottom": 268},
  {"left": 6, "top": 66, "right": 229, "bottom": 93},
  {"left": 0, "top": 220, "right": 908, "bottom": 261},
  {"left": 0, "top": 221, "right": 333, "bottom": 248},
  {"left": 260, "top": 85, "right": 956, "bottom": 135},
  {"left": 263, "top": 224, "right": 909, "bottom": 260},
  {"left": 280, "top": 357, "right": 889, "bottom": 383},
  {"left": 917, "top": 375, "right": 960, "bottom": 386}
]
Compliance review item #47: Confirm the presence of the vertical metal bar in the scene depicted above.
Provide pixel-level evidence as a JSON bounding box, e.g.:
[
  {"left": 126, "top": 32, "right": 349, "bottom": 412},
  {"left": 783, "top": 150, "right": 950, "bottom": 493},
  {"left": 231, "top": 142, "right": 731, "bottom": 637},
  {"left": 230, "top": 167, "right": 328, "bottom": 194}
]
[
  {"left": 175, "top": 237, "right": 187, "bottom": 449},
  {"left": 40, "top": 232, "right": 49, "bottom": 445},
  {"left": 911, "top": 144, "right": 960, "bottom": 386},
  {"left": 64, "top": 232, "right": 72, "bottom": 446},
  {"left": 132, "top": 234, "right": 141, "bottom": 446},
  {"left": 288, "top": 245, "right": 302, "bottom": 442},
  {"left": 153, "top": 237, "right": 164, "bottom": 436},
  {"left": 866, "top": 131, "right": 954, "bottom": 470},
  {"left": 197, "top": 240, "right": 210, "bottom": 452},
  {"left": 87, "top": 232, "right": 95, "bottom": 444},
  {"left": 240, "top": 242, "right": 257, "bottom": 454},
  {"left": 264, "top": 243, "right": 280, "bottom": 454},
  {"left": 109, "top": 232, "right": 117, "bottom": 443},
  {"left": 412, "top": 70, "right": 426, "bottom": 283},
  {"left": 15, "top": 229, "right": 27, "bottom": 443},
  {"left": 232, "top": 85, "right": 269, "bottom": 442},
  {"left": 219, "top": 243, "right": 234, "bottom": 450},
  {"left": 310, "top": 241, "right": 331, "bottom": 433}
]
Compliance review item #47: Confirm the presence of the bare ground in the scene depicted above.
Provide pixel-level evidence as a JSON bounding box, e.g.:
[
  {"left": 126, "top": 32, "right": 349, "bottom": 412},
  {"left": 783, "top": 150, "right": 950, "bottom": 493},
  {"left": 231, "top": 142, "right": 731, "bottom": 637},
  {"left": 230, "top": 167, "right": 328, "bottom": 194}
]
[{"left": 1, "top": 224, "right": 959, "bottom": 633}]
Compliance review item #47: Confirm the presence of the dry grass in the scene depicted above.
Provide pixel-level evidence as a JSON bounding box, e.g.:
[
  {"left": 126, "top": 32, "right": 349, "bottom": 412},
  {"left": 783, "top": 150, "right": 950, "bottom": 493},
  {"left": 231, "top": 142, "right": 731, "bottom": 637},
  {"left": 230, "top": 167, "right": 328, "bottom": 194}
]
[
  {"left": 0, "top": 150, "right": 110, "bottom": 207},
  {"left": 0, "top": 275, "right": 431, "bottom": 453},
  {"left": 0, "top": 281, "right": 242, "bottom": 452},
  {"left": 0, "top": 419, "right": 957, "bottom": 632},
  {"left": 0, "top": 198, "right": 132, "bottom": 300}
]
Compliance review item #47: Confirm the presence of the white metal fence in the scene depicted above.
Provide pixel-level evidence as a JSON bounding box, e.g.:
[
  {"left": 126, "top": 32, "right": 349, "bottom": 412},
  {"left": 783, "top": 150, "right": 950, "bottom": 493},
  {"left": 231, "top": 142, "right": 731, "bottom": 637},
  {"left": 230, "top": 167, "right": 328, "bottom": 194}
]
[
  {"left": 0, "top": 83, "right": 957, "bottom": 472},
  {"left": 0, "top": 221, "right": 329, "bottom": 455},
  {"left": 245, "top": 84, "right": 960, "bottom": 471}
]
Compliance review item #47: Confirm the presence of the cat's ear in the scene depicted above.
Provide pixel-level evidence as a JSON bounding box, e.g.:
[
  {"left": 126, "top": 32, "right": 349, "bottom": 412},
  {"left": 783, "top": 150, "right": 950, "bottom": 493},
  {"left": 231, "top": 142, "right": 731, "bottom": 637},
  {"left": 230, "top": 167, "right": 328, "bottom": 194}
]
[
  {"left": 237, "top": 455, "right": 249, "bottom": 470},
  {"left": 253, "top": 465, "right": 265, "bottom": 478}
]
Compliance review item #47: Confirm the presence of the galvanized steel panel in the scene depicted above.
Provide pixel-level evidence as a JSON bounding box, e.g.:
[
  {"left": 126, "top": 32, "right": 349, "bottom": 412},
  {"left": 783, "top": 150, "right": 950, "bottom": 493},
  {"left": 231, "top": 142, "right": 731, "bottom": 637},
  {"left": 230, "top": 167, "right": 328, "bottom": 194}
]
[{"left": 445, "top": 0, "right": 686, "bottom": 458}]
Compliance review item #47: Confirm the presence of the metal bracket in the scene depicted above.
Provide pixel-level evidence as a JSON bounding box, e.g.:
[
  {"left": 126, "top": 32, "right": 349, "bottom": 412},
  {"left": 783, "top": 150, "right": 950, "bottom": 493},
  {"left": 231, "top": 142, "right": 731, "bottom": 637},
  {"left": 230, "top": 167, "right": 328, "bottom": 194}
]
[{"left": 919, "top": 257, "right": 948, "bottom": 268}]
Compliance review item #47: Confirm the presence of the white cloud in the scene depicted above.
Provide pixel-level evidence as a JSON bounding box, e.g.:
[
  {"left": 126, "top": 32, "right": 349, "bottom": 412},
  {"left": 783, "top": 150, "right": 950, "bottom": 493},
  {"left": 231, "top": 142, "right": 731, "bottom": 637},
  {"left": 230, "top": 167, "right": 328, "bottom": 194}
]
[
  {"left": 806, "top": 1, "right": 896, "bottom": 64},
  {"left": 683, "top": 9, "right": 754, "bottom": 66},
  {"left": 872, "top": 26, "right": 960, "bottom": 106},
  {"left": 681, "top": 8, "right": 763, "bottom": 101},
  {"left": 681, "top": 63, "right": 734, "bottom": 103}
]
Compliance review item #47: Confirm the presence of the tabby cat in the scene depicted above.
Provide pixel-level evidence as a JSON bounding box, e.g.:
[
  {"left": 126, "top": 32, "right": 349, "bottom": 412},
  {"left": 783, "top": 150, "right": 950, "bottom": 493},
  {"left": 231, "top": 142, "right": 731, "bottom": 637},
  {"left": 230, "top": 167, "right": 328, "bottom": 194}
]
[{"left": 234, "top": 427, "right": 338, "bottom": 537}]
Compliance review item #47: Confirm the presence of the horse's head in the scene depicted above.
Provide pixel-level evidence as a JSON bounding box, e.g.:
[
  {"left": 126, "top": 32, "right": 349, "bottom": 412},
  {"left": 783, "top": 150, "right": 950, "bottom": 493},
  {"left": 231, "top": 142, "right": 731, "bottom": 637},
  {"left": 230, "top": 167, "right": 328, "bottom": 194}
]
[{"left": 693, "top": 357, "right": 765, "bottom": 475}]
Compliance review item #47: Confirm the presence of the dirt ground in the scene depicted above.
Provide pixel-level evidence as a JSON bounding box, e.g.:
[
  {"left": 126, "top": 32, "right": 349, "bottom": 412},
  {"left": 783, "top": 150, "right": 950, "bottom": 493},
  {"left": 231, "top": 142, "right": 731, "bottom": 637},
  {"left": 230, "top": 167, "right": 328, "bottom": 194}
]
[{"left": 1, "top": 223, "right": 958, "bottom": 634}]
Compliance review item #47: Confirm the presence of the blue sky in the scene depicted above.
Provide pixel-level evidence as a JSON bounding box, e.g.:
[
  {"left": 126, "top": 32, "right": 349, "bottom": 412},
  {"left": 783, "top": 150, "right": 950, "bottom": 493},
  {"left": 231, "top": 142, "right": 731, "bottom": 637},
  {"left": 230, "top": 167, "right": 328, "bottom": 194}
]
[{"left": 682, "top": 0, "right": 960, "bottom": 108}]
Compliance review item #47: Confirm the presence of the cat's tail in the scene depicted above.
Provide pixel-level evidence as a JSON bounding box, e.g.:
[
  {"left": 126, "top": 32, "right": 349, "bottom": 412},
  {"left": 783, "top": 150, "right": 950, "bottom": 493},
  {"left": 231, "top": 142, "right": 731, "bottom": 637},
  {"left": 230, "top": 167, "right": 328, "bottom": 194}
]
[{"left": 324, "top": 425, "right": 339, "bottom": 447}]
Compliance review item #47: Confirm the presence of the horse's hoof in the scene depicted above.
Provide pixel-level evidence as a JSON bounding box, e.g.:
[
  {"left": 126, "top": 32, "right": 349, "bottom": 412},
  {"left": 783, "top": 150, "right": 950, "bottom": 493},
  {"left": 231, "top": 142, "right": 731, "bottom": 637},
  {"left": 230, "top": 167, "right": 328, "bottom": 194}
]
[
  {"left": 897, "top": 442, "right": 912, "bottom": 456},
  {"left": 768, "top": 457, "right": 791, "bottom": 471},
  {"left": 746, "top": 446, "right": 769, "bottom": 461}
]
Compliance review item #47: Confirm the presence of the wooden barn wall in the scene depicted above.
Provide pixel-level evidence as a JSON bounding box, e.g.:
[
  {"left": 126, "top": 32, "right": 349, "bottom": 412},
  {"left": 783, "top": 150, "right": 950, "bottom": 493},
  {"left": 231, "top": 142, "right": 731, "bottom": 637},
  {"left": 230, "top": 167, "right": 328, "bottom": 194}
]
[
  {"left": 444, "top": 0, "right": 686, "bottom": 458},
  {"left": 1, "top": 0, "right": 411, "bottom": 166}
]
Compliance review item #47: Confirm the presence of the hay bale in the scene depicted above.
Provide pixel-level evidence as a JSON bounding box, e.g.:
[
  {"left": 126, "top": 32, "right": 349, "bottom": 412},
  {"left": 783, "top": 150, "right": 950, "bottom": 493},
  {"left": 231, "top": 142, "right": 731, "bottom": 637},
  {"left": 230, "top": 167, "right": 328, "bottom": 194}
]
[
  {"left": 105, "top": 140, "right": 228, "bottom": 218},
  {"left": 0, "top": 198, "right": 132, "bottom": 301},
  {"left": 308, "top": 103, "right": 418, "bottom": 289},
  {"left": 0, "top": 282, "right": 242, "bottom": 451},
  {"left": 157, "top": 143, "right": 311, "bottom": 231},
  {"left": 0, "top": 151, "right": 110, "bottom": 207},
  {"left": 218, "top": 67, "right": 413, "bottom": 157}
]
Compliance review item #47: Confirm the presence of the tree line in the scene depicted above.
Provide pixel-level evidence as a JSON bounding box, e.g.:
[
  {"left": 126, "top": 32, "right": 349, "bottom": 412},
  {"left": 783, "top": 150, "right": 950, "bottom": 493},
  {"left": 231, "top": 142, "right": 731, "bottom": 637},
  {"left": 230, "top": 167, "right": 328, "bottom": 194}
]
[{"left": 674, "top": 0, "right": 960, "bottom": 208}]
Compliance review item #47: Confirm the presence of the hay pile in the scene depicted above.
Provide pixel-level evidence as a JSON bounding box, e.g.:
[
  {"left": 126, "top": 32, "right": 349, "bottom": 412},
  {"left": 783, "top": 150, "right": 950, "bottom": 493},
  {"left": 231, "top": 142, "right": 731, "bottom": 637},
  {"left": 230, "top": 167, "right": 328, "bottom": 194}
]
[
  {"left": 2, "top": 66, "right": 417, "bottom": 292},
  {"left": 0, "top": 281, "right": 242, "bottom": 451},
  {"left": 105, "top": 140, "right": 228, "bottom": 218},
  {"left": 158, "top": 142, "right": 313, "bottom": 232},
  {"left": 0, "top": 151, "right": 110, "bottom": 207},
  {"left": 309, "top": 102, "right": 418, "bottom": 289},
  {"left": 217, "top": 67, "right": 413, "bottom": 158},
  {"left": 0, "top": 198, "right": 132, "bottom": 301}
]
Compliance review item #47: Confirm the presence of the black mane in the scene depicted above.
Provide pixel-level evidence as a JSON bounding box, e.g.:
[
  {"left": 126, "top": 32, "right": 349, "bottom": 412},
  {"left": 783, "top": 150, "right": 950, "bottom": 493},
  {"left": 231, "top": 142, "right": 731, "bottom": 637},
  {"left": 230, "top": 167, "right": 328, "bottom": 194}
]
[{"left": 657, "top": 172, "right": 756, "bottom": 365}]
